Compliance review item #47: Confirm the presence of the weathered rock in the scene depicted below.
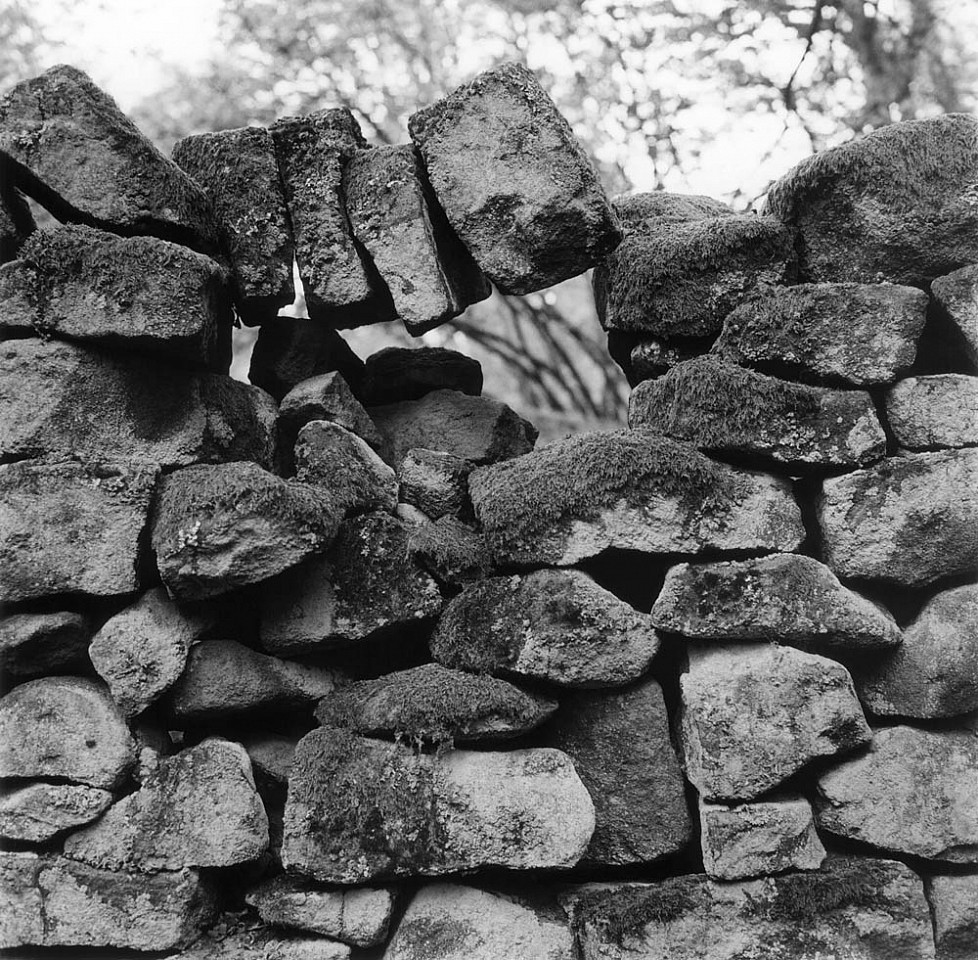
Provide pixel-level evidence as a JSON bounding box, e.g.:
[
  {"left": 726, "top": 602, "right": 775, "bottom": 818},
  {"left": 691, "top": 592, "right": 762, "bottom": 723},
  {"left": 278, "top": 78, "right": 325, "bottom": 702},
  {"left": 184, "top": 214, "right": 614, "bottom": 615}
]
[
  {"left": 563, "top": 858, "right": 934, "bottom": 960},
  {"left": 628, "top": 357, "right": 886, "bottom": 470},
  {"left": 818, "top": 448, "right": 978, "bottom": 586},
  {"left": 0, "top": 181, "right": 33, "bottom": 262},
  {"left": 0, "top": 610, "right": 90, "bottom": 678},
  {"left": 315, "top": 663, "right": 556, "bottom": 744},
  {"left": 280, "top": 371, "right": 382, "bottom": 450},
  {"left": 650, "top": 554, "right": 901, "bottom": 652},
  {"left": 925, "top": 873, "right": 978, "bottom": 960},
  {"left": 152, "top": 461, "right": 341, "bottom": 600},
  {"left": 0, "top": 783, "right": 113, "bottom": 843},
  {"left": 385, "top": 884, "right": 575, "bottom": 960},
  {"left": 406, "top": 514, "right": 492, "bottom": 584},
  {"left": 432, "top": 569, "right": 660, "bottom": 687},
  {"left": 361, "top": 346, "right": 483, "bottom": 405},
  {"left": 932, "top": 264, "right": 978, "bottom": 367},
  {"left": 0, "top": 676, "right": 135, "bottom": 788},
  {"left": 63, "top": 738, "right": 268, "bottom": 871},
  {"left": 538, "top": 677, "right": 692, "bottom": 866},
  {"left": 174, "top": 926, "right": 351, "bottom": 960},
  {"left": 344, "top": 144, "right": 490, "bottom": 333},
  {"left": 282, "top": 729, "right": 595, "bottom": 882},
  {"left": 680, "top": 643, "right": 871, "bottom": 802},
  {"left": 260, "top": 512, "right": 442, "bottom": 654},
  {"left": 470, "top": 430, "right": 805, "bottom": 567},
  {"left": 247, "top": 876, "right": 396, "bottom": 947},
  {"left": 712, "top": 282, "right": 928, "bottom": 385},
  {"left": 169, "top": 639, "right": 338, "bottom": 725},
  {"left": 886, "top": 375, "right": 978, "bottom": 450},
  {"left": 816, "top": 725, "right": 978, "bottom": 863},
  {"left": 612, "top": 191, "right": 734, "bottom": 229},
  {"left": 699, "top": 795, "right": 825, "bottom": 881},
  {"left": 0, "top": 459, "right": 158, "bottom": 602},
  {"left": 630, "top": 336, "right": 708, "bottom": 383},
  {"left": 294, "top": 420, "right": 397, "bottom": 515},
  {"left": 765, "top": 114, "right": 978, "bottom": 284},
  {"left": 240, "top": 733, "right": 298, "bottom": 786},
  {"left": 409, "top": 62, "right": 621, "bottom": 294},
  {"left": 399, "top": 448, "right": 473, "bottom": 519}
]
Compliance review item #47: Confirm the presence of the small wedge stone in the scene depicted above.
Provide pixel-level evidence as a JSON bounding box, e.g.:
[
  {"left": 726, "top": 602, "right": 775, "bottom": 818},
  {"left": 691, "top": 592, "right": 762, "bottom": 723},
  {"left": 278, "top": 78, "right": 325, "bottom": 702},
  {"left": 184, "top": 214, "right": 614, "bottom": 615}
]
[
  {"left": 885, "top": 374, "right": 978, "bottom": 450},
  {"left": 932, "top": 264, "right": 978, "bottom": 367},
  {"left": 0, "top": 784, "right": 113, "bottom": 843},
  {"left": 280, "top": 371, "right": 382, "bottom": 450}
]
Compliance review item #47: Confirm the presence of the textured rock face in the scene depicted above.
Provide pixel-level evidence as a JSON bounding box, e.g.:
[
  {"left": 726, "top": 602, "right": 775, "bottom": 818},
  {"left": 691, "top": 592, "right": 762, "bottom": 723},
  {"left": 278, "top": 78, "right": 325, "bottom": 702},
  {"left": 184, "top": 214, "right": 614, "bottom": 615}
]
[
  {"left": 932, "top": 264, "right": 978, "bottom": 367},
  {"left": 0, "top": 783, "right": 113, "bottom": 843},
  {"left": 399, "top": 448, "right": 473, "bottom": 520},
  {"left": 282, "top": 729, "right": 595, "bottom": 882},
  {"left": 0, "top": 611, "right": 90, "bottom": 679},
  {"left": 885, "top": 375, "right": 978, "bottom": 450},
  {"left": 818, "top": 449, "right": 978, "bottom": 587},
  {"left": 712, "top": 282, "right": 928, "bottom": 385},
  {"left": 431, "top": 569, "right": 659, "bottom": 687},
  {"left": 628, "top": 357, "right": 885, "bottom": 470},
  {"left": 765, "top": 114, "right": 978, "bottom": 284},
  {"left": 612, "top": 191, "right": 734, "bottom": 229},
  {"left": 385, "top": 884, "right": 575, "bottom": 960},
  {"left": 361, "top": 346, "right": 484, "bottom": 405},
  {"left": 409, "top": 62, "right": 621, "bottom": 294},
  {"left": 280, "top": 372, "right": 382, "bottom": 450},
  {"left": 629, "top": 336, "right": 707, "bottom": 383},
  {"left": 406, "top": 514, "right": 491, "bottom": 585},
  {"left": 0, "top": 459, "right": 158, "bottom": 602},
  {"left": 925, "top": 874, "right": 978, "bottom": 960},
  {"left": 680, "top": 643, "right": 871, "bottom": 802},
  {"left": 0, "top": 182, "right": 34, "bottom": 262},
  {"left": 176, "top": 929, "right": 352, "bottom": 960},
  {"left": 470, "top": 430, "right": 805, "bottom": 567},
  {"left": 0, "top": 677, "right": 135, "bottom": 788},
  {"left": 650, "top": 554, "right": 901, "bottom": 651},
  {"left": 816, "top": 726, "right": 978, "bottom": 863}
]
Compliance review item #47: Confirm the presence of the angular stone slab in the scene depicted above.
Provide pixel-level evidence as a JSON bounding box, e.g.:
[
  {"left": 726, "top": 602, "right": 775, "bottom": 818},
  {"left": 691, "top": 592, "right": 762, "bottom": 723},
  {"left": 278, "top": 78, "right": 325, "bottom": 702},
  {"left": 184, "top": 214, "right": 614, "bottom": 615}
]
[
  {"left": 650, "top": 554, "right": 901, "bottom": 652},
  {"left": 431, "top": 569, "right": 659, "bottom": 687},
  {"left": 0, "top": 459, "right": 158, "bottom": 602},
  {"left": 406, "top": 514, "right": 492, "bottom": 585},
  {"left": 399, "top": 448, "right": 473, "bottom": 519},
  {"left": 925, "top": 873, "right": 978, "bottom": 960},
  {"left": 886, "top": 375, "right": 978, "bottom": 450},
  {"left": 469, "top": 430, "right": 805, "bottom": 567},
  {"left": 174, "top": 927, "right": 351, "bottom": 960},
  {"left": 240, "top": 733, "right": 298, "bottom": 787},
  {"left": 409, "top": 62, "right": 621, "bottom": 295},
  {"left": 932, "top": 264, "right": 978, "bottom": 367},
  {"left": 152, "top": 461, "right": 341, "bottom": 600},
  {"left": 680, "top": 643, "right": 871, "bottom": 802},
  {"left": 816, "top": 726, "right": 978, "bottom": 863},
  {"left": 0, "top": 65, "right": 219, "bottom": 254},
  {"left": 0, "top": 610, "right": 90, "bottom": 679},
  {"left": 280, "top": 371, "right": 382, "bottom": 450},
  {"left": 361, "top": 346, "right": 483, "bottom": 405},
  {"left": 628, "top": 357, "right": 885, "bottom": 471},
  {"left": 818, "top": 448, "right": 978, "bottom": 587},
  {"left": 0, "top": 783, "right": 113, "bottom": 843},
  {"left": 0, "top": 182, "right": 34, "bottom": 262},
  {"left": 712, "top": 282, "right": 928, "bottom": 385},
  {"left": 63, "top": 738, "right": 268, "bottom": 871},
  {"left": 765, "top": 114, "right": 978, "bottom": 284},
  {"left": 0, "top": 676, "right": 135, "bottom": 788},
  {"left": 345, "top": 144, "right": 490, "bottom": 333},
  {"left": 282, "top": 729, "right": 594, "bottom": 882}
]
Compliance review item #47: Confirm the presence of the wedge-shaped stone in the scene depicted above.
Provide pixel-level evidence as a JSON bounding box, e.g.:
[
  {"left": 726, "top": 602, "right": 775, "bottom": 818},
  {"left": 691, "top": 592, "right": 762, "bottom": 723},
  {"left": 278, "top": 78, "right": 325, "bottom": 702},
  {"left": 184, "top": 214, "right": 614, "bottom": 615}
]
[
  {"left": 0, "top": 610, "right": 90, "bottom": 679},
  {"left": 470, "top": 430, "right": 805, "bottom": 567},
  {"left": 177, "top": 927, "right": 351, "bottom": 960},
  {"left": 409, "top": 62, "right": 620, "bottom": 294},
  {"left": 406, "top": 514, "right": 492, "bottom": 585},
  {"left": 432, "top": 569, "right": 659, "bottom": 687},
  {"left": 816, "top": 726, "right": 977, "bottom": 863},
  {"left": 925, "top": 874, "right": 978, "bottom": 960},
  {"left": 818, "top": 449, "right": 978, "bottom": 586},
  {"left": 0, "top": 783, "right": 113, "bottom": 843},
  {"left": 628, "top": 357, "right": 885, "bottom": 471},
  {"left": 280, "top": 371, "right": 382, "bottom": 450},
  {"left": 612, "top": 191, "right": 734, "bottom": 229},
  {"left": 241, "top": 733, "right": 298, "bottom": 787},
  {"left": 932, "top": 264, "right": 978, "bottom": 367},
  {"left": 886, "top": 375, "right": 978, "bottom": 450},
  {"left": 651, "top": 555, "right": 901, "bottom": 652},
  {"left": 399, "top": 448, "right": 473, "bottom": 519},
  {"left": 361, "top": 346, "right": 483, "bottom": 405},
  {"left": 0, "top": 65, "right": 219, "bottom": 253},
  {"left": 680, "top": 643, "right": 870, "bottom": 802},
  {"left": 282, "top": 729, "right": 594, "bottom": 882},
  {"left": 0, "top": 181, "right": 33, "bottom": 262}
]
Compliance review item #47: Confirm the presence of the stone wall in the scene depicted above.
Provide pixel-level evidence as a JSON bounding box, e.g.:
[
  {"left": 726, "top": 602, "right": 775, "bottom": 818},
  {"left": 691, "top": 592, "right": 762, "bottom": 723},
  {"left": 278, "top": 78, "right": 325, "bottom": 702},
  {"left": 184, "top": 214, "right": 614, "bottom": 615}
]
[{"left": 0, "top": 61, "right": 976, "bottom": 960}]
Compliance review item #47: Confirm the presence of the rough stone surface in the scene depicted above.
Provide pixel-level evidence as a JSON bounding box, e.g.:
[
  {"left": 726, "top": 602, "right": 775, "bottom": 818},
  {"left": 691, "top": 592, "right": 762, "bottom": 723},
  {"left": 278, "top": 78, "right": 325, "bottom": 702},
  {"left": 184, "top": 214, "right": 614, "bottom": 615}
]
[
  {"left": 240, "top": 733, "right": 298, "bottom": 786},
  {"left": 399, "top": 448, "right": 473, "bottom": 519},
  {"left": 0, "top": 610, "right": 90, "bottom": 679},
  {"left": 816, "top": 725, "right": 978, "bottom": 863},
  {"left": 344, "top": 144, "right": 490, "bottom": 333},
  {"left": 408, "top": 62, "right": 621, "bottom": 295},
  {"left": 280, "top": 371, "right": 382, "bottom": 450},
  {"left": 680, "top": 643, "right": 871, "bottom": 802},
  {"left": 932, "top": 264, "right": 978, "bottom": 367},
  {"left": 0, "top": 459, "right": 158, "bottom": 602},
  {"left": 173, "top": 927, "right": 351, "bottom": 960},
  {"left": 612, "top": 191, "right": 734, "bottom": 229},
  {"left": 817, "top": 448, "right": 978, "bottom": 587},
  {"left": 629, "top": 336, "right": 708, "bottom": 383},
  {"left": 765, "top": 114, "right": 978, "bottom": 284},
  {"left": 152, "top": 461, "right": 342, "bottom": 600},
  {"left": 282, "top": 729, "right": 595, "bottom": 882},
  {"left": 925, "top": 873, "right": 978, "bottom": 960},
  {"left": 699, "top": 795, "right": 826, "bottom": 881},
  {"left": 63, "top": 738, "right": 268, "bottom": 871},
  {"left": 0, "top": 783, "right": 113, "bottom": 843},
  {"left": 650, "top": 554, "right": 901, "bottom": 652},
  {"left": 431, "top": 569, "right": 660, "bottom": 687},
  {"left": 361, "top": 346, "right": 483, "bottom": 405},
  {"left": 886, "top": 375, "right": 978, "bottom": 450},
  {"left": 0, "top": 676, "right": 135, "bottom": 788},
  {"left": 406, "top": 514, "right": 492, "bottom": 585},
  {"left": 628, "top": 357, "right": 886, "bottom": 471},
  {"left": 0, "top": 182, "right": 34, "bottom": 262},
  {"left": 712, "top": 282, "right": 928, "bottom": 385},
  {"left": 470, "top": 430, "right": 805, "bottom": 567}
]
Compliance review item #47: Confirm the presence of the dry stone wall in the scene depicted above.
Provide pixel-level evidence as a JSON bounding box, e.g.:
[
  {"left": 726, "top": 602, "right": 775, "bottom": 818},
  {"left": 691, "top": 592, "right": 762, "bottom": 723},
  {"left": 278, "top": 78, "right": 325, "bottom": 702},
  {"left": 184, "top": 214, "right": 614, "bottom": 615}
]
[{"left": 0, "top": 60, "right": 976, "bottom": 960}]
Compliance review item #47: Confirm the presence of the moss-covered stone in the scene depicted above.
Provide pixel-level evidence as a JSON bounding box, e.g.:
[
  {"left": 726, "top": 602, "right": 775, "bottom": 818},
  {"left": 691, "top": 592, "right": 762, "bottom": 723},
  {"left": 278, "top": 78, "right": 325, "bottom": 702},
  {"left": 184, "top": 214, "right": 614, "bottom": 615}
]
[
  {"left": 612, "top": 191, "right": 733, "bottom": 231},
  {"left": 406, "top": 514, "right": 492, "bottom": 585},
  {"left": 0, "top": 180, "right": 34, "bottom": 262}
]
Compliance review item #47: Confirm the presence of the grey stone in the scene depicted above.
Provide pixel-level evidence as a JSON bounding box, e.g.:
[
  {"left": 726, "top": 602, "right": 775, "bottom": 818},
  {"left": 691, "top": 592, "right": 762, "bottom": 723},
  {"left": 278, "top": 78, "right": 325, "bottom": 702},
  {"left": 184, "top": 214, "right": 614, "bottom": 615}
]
[
  {"left": 361, "top": 346, "right": 483, "bottom": 405},
  {"left": 399, "top": 448, "right": 473, "bottom": 519},
  {"left": 932, "top": 264, "right": 978, "bottom": 367},
  {"left": 0, "top": 182, "right": 34, "bottom": 262},
  {"left": 611, "top": 191, "right": 734, "bottom": 229},
  {"left": 406, "top": 514, "right": 492, "bottom": 585},
  {"left": 280, "top": 371, "right": 382, "bottom": 450},
  {"left": 925, "top": 873, "right": 978, "bottom": 960},
  {"left": 240, "top": 733, "right": 298, "bottom": 786},
  {"left": 175, "top": 926, "right": 351, "bottom": 959},
  {"left": 0, "top": 610, "right": 90, "bottom": 679},
  {"left": 886, "top": 375, "right": 978, "bottom": 450},
  {"left": 0, "top": 783, "right": 113, "bottom": 843}
]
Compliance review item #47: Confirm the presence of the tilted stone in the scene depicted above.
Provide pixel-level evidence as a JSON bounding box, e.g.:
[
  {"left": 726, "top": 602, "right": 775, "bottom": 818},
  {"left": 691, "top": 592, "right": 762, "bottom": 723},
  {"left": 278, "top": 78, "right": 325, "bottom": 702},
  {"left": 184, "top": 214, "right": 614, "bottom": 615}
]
[
  {"left": 63, "top": 738, "right": 268, "bottom": 871},
  {"left": 361, "top": 346, "right": 483, "bottom": 405},
  {"left": 932, "top": 264, "right": 978, "bottom": 367},
  {"left": 240, "top": 733, "right": 298, "bottom": 787},
  {"left": 406, "top": 514, "right": 492, "bottom": 585},
  {"left": 0, "top": 676, "right": 135, "bottom": 788},
  {"left": 650, "top": 554, "right": 901, "bottom": 652},
  {"left": 680, "top": 643, "right": 871, "bottom": 802},
  {"left": 612, "top": 191, "right": 734, "bottom": 229},
  {"left": 818, "top": 448, "right": 978, "bottom": 587},
  {"left": 0, "top": 783, "right": 113, "bottom": 843},
  {"left": 0, "top": 182, "right": 34, "bottom": 262},
  {"left": 0, "top": 459, "right": 158, "bottom": 602},
  {"left": 431, "top": 569, "right": 660, "bottom": 687},
  {"left": 0, "top": 610, "right": 90, "bottom": 679},
  {"left": 925, "top": 874, "right": 978, "bottom": 960},
  {"left": 765, "top": 114, "right": 978, "bottom": 284},
  {"left": 173, "top": 927, "right": 351, "bottom": 960},
  {"left": 399, "top": 448, "right": 473, "bottom": 519},
  {"left": 409, "top": 62, "right": 621, "bottom": 295},
  {"left": 628, "top": 357, "right": 886, "bottom": 471},
  {"left": 815, "top": 726, "right": 978, "bottom": 863},
  {"left": 469, "top": 430, "right": 805, "bottom": 567},
  {"left": 344, "top": 144, "right": 490, "bottom": 333},
  {"left": 280, "top": 371, "right": 382, "bottom": 450},
  {"left": 886, "top": 375, "right": 978, "bottom": 450}
]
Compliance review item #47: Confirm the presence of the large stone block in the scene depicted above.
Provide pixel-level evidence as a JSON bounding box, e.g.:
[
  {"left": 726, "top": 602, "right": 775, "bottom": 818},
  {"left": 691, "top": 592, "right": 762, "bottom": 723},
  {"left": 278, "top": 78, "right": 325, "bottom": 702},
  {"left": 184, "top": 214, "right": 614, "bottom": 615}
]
[{"left": 885, "top": 375, "right": 978, "bottom": 451}]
